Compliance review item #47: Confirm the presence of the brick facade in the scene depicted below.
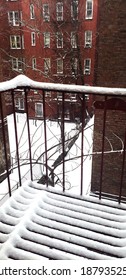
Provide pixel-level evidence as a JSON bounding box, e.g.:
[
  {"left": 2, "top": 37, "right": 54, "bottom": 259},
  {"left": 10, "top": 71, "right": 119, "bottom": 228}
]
[
  {"left": 0, "top": 0, "right": 98, "bottom": 119},
  {"left": 91, "top": 0, "right": 126, "bottom": 198}
]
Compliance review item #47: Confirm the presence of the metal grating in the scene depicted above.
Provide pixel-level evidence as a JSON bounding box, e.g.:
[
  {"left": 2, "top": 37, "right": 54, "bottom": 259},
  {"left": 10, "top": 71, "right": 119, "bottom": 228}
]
[{"left": 0, "top": 181, "right": 126, "bottom": 260}]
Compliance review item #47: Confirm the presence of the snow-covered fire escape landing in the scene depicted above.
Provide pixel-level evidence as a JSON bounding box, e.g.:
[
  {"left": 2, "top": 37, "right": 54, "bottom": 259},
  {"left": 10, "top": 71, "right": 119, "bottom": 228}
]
[{"left": 0, "top": 181, "right": 126, "bottom": 260}]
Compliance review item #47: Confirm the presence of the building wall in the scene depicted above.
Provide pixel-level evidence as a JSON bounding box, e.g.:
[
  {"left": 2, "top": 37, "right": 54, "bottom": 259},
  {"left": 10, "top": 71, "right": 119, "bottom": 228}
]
[
  {"left": 0, "top": 0, "right": 99, "bottom": 119},
  {"left": 91, "top": 0, "right": 126, "bottom": 198}
]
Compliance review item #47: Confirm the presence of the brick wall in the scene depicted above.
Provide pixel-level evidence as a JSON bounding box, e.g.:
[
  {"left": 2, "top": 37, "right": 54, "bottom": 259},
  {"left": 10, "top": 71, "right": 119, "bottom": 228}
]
[{"left": 91, "top": 0, "right": 126, "bottom": 198}]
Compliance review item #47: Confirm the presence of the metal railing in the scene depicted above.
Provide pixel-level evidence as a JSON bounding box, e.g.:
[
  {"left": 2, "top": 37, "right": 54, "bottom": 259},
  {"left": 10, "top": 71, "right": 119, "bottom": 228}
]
[{"left": 0, "top": 75, "right": 126, "bottom": 204}]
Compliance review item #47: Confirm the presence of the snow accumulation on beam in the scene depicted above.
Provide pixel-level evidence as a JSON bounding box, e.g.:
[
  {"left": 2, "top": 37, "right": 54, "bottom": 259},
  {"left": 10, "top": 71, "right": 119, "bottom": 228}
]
[
  {"left": 0, "top": 180, "right": 126, "bottom": 260},
  {"left": 0, "top": 75, "right": 126, "bottom": 96}
]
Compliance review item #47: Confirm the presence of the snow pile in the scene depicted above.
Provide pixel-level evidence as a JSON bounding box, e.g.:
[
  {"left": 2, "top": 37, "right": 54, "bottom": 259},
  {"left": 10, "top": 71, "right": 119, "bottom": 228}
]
[{"left": 0, "top": 181, "right": 126, "bottom": 260}]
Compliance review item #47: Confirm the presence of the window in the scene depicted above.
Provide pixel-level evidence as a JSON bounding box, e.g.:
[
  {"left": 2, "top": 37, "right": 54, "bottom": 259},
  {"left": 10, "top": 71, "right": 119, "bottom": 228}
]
[
  {"left": 32, "top": 58, "right": 36, "bottom": 69},
  {"left": 8, "top": 11, "right": 20, "bottom": 26},
  {"left": 45, "top": 91, "right": 51, "bottom": 97},
  {"left": 71, "top": 0, "right": 78, "bottom": 20},
  {"left": 84, "top": 59, "right": 91, "bottom": 75},
  {"left": 35, "top": 103, "right": 43, "bottom": 117},
  {"left": 71, "top": 32, "right": 77, "bottom": 48},
  {"left": 30, "top": 4, "right": 35, "bottom": 19},
  {"left": 44, "top": 58, "right": 51, "bottom": 73},
  {"left": 15, "top": 98, "right": 24, "bottom": 110},
  {"left": 85, "top": 0, "right": 93, "bottom": 19},
  {"left": 85, "top": 31, "right": 92, "bottom": 47},
  {"left": 43, "top": 4, "right": 50, "bottom": 21},
  {"left": 31, "top": 32, "right": 36, "bottom": 46},
  {"left": 10, "top": 35, "right": 22, "bottom": 49},
  {"left": 71, "top": 58, "right": 78, "bottom": 75},
  {"left": 56, "top": 2, "right": 63, "bottom": 21},
  {"left": 57, "top": 58, "right": 63, "bottom": 74},
  {"left": 44, "top": 32, "right": 50, "bottom": 48},
  {"left": 12, "top": 57, "right": 24, "bottom": 71},
  {"left": 56, "top": 32, "right": 63, "bottom": 48}
]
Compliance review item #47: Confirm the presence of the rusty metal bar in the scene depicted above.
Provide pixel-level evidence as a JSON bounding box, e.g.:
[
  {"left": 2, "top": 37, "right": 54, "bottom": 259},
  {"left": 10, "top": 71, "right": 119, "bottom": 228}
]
[
  {"left": 119, "top": 130, "right": 126, "bottom": 203},
  {"left": 80, "top": 94, "right": 86, "bottom": 195},
  {"left": 25, "top": 89, "right": 33, "bottom": 181},
  {"left": 0, "top": 93, "right": 11, "bottom": 196},
  {"left": 62, "top": 91, "right": 65, "bottom": 192},
  {"left": 99, "top": 96, "right": 107, "bottom": 199},
  {"left": 11, "top": 91, "right": 22, "bottom": 186},
  {"left": 43, "top": 90, "right": 48, "bottom": 186}
]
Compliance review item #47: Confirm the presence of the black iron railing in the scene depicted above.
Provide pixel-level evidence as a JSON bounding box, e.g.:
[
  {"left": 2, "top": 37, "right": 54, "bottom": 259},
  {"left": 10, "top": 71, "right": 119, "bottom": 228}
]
[{"left": 0, "top": 75, "right": 126, "bottom": 204}]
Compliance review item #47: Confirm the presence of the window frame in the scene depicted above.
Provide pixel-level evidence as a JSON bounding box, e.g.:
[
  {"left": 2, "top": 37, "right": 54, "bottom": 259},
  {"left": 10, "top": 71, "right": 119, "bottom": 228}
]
[
  {"left": 85, "top": 0, "right": 93, "bottom": 19},
  {"left": 43, "top": 4, "right": 50, "bottom": 21},
  {"left": 35, "top": 102, "right": 43, "bottom": 117},
  {"left": 31, "top": 32, "right": 36, "bottom": 46},
  {"left": 44, "top": 58, "right": 51, "bottom": 73},
  {"left": 56, "top": 32, "right": 63, "bottom": 48},
  {"left": 71, "top": 32, "right": 77, "bottom": 48},
  {"left": 44, "top": 32, "right": 50, "bottom": 48},
  {"left": 56, "top": 2, "right": 63, "bottom": 21},
  {"left": 71, "top": 0, "right": 78, "bottom": 20},
  {"left": 30, "top": 4, "right": 35, "bottom": 19},
  {"left": 84, "top": 58, "right": 91, "bottom": 75},
  {"left": 85, "top": 30, "right": 92, "bottom": 48},
  {"left": 10, "top": 35, "right": 22, "bottom": 49},
  {"left": 57, "top": 58, "right": 63, "bottom": 74}
]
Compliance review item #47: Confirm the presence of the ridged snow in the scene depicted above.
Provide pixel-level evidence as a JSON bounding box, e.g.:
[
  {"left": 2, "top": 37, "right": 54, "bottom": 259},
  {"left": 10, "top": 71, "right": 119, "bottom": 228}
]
[{"left": 0, "top": 181, "right": 126, "bottom": 260}]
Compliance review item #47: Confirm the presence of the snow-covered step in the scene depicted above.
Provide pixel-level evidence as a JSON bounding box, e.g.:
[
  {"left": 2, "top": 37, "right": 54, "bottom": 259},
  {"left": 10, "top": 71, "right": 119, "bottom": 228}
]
[{"left": 0, "top": 180, "right": 126, "bottom": 260}]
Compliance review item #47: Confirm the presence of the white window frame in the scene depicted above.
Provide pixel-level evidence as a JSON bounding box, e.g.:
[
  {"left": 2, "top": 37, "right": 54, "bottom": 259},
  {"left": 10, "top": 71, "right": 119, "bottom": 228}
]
[
  {"left": 84, "top": 58, "right": 91, "bottom": 75},
  {"left": 44, "top": 32, "right": 50, "bottom": 48},
  {"left": 57, "top": 58, "right": 63, "bottom": 74},
  {"left": 12, "top": 57, "right": 24, "bottom": 71},
  {"left": 43, "top": 4, "right": 50, "bottom": 21},
  {"left": 8, "top": 11, "right": 20, "bottom": 26},
  {"left": 44, "top": 58, "right": 51, "bottom": 73},
  {"left": 56, "top": 2, "right": 63, "bottom": 21},
  {"left": 71, "top": 32, "right": 77, "bottom": 48},
  {"left": 31, "top": 32, "right": 36, "bottom": 46},
  {"left": 30, "top": 4, "right": 35, "bottom": 19},
  {"left": 56, "top": 32, "right": 63, "bottom": 48},
  {"left": 32, "top": 57, "right": 36, "bottom": 69},
  {"left": 15, "top": 98, "right": 24, "bottom": 110},
  {"left": 71, "top": 0, "right": 78, "bottom": 20},
  {"left": 85, "top": 0, "right": 93, "bottom": 19},
  {"left": 85, "top": 30, "right": 92, "bottom": 48},
  {"left": 10, "top": 35, "right": 22, "bottom": 49},
  {"left": 35, "top": 103, "right": 43, "bottom": 117}
]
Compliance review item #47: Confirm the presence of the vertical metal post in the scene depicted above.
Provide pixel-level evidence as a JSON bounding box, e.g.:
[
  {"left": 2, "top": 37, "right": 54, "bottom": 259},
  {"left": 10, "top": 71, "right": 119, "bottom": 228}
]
[
  {"left": 119, "top": 129, "right": 126, "bottom": 204},
  {"left": 80, "top": 94, "right": 86, "bottom": 195},
  {"left": 99, "top": 96, "right": 107, "bottom": 199},
  {"left": 25, "top": 88, "right": 33, "bottom": 181},
  {"left": 62, "top": 91, "right": 65, "bottom": 192},
  {"left": 0, "top": 93, "right": 11, "bottom": 196},
  {"left": 11, "top": 91, "right": 22, "bottom": 186},
  {"left": 43, "top": 90, "right": 48, "bottom": 186}
]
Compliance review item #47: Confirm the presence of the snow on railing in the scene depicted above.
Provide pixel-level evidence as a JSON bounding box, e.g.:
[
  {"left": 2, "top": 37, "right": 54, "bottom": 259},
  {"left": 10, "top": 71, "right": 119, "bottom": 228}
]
[{"left": 0, "top": 75, "right": 126, "bottom": 204}]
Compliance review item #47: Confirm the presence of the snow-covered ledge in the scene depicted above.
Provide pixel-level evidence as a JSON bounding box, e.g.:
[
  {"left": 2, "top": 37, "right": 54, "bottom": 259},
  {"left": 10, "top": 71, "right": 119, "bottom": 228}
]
[{"left": 0, "top": 74, "right": 126, "bottom": 96}]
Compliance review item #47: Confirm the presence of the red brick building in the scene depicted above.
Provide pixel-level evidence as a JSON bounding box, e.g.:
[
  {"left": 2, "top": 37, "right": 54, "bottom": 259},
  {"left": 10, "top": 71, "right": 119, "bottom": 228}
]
[
  {"left": 0, "top": 0, "right": 98, "bottom": 120},
  {"left": 91, "top": 0, "right": 126, "bottom": 198}
]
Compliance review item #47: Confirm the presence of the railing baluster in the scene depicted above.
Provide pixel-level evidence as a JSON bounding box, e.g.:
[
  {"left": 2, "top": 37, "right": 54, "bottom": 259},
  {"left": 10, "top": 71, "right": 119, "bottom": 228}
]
[
  {"left": 119, "top": 129, "right": 126, "bottom": 203},
  {"left": 62, "top": 91, "right": 65, "bottom": 192},
  {"left": 0, "top": 93, "right": 11, "bottom": 196},
  {"left": 11, "top": 90, "right": 22, "bottom": 186},
  {"left": 80, "top": 94, "right": 86, "bottom": 195},
  {"left": 25, "top": 88, "right": 33, "bottom": 181},
  {"left": 99, "top": 96, "right": 107, "bottom": 199},
  {"left": 43, "top": 90, "right": 48, "bottom": 186}
]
